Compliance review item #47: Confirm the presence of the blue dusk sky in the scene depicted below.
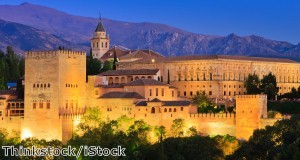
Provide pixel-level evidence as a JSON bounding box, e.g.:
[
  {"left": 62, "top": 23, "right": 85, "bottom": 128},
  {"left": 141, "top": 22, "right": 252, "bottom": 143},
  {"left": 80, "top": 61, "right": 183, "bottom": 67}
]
[{"left": 1, "top": 0, "right": 300, "bottom": 44}]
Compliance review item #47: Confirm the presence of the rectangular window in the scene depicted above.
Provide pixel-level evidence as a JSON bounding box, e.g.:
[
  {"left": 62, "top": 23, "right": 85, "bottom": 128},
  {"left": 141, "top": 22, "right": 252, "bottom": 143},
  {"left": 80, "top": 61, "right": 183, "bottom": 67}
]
[
  {"left": 172, "top": 91, "right": 174, "bottom": 97},
  {"left": 39, "top": 102, "right": 43, "bottom": 109},
  {"left": 224, "top": 91, "right": 226, "bottom": 96},
  {"left": 162, "top": 88, "right": 164, "bottom": 96},
  {"left": 209, "top": 73, "right": 212, "bottom": 81},
  {"left": 66, "top": 100, "right": 68, "bottom": 109},
  {"left": 0, "top": 111, "right": 2, "bottom": 116},
  {"left": 229, "top": 91, "right": 231, "bottom": 96},
  {"left": 150, "top": 89, "right": 152, "bottom": 96},
  {"left": 190, "top": 91, "right": 193, "bottom": 96},
  {"left": 47, "top": 103, "right": 50, "bottom": 109},
  {"left": 181, "top": 107, "right": 183, "bottom": 111},
  {"left": 203, "top": 73, "right": 206, "bottom": 81},
  {"left": 184, "top": 91, "right": 186, "bottom": 96},
  {"left": 156, "top": 88, "right": 158, "bottom": 96},
  {"left": 209, "top": 91, "right": 212, "bottom": 95},
  {"left": 33, "top": 103, "right": 36, "bottom": 109},
  {"left": 178, "top": 91, "right": 180, "bottom": 97}
]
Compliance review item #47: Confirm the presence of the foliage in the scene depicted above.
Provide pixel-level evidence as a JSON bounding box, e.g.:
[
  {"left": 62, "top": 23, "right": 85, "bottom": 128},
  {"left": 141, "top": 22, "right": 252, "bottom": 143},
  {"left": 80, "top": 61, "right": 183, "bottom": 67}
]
[
  {"left": 154, "top": 126, "right": 167, "bottom": 141},
  {"left": 144, "top": 136, "right": 224, "bottom": 160},
  {"left": 244, "top": 73, "right": 261, "bottom": 94},
  {"left": 170, "top": 118, "right": 185, "bottom": 137},
  {"left": 167, "top": 69, "right": 170, "bottom": 84},
  {"left": 192, "top": 90, "right": 212, "bottom": 109},
  {"left": 278, "top": 86, "right": 300, "bottom": 99},
  {"left": 245, "top": 72, "right": 279, "bottom": 99},
  {"left": 102, "top": 60, "right": 113, "bottom": 72},
  {"left": 227, "top": 118, "right": 300, "bottom": 160},
  {"left": 267, "top": 110, "right": 281, "bottom": 118},
  {"left": 86, "top": 52, "right": 102, "bottom": 77},
  {"left": 0, "top": 46, "right": 24, "bottom": 89},
  {"left": 213, "top": 135, "right": 239, "bottom": 156},
  {"left": 268, "top": 101, "right": 300, "bottom": 114},
  {"left": 260, "top": 72, "right": 279, "bottom": 100},
  {"left": 186, "top": 126, "right": 197, "bottom": 137},
  {"left": 113, "top": 50, "right": 118, "bottom": 70}
]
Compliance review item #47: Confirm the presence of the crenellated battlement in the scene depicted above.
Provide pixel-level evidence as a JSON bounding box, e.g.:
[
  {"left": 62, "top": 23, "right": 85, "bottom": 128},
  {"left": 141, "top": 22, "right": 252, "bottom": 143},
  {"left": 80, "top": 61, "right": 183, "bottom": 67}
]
[
  {"left": 25, "top": 50, "right": 86, "bottom": 59},
  {"left": 236, "top": 94, "right": 267, "bottom": 99},
  {"left": 189, "top": 113, "right": 235, "bottom": 119}
]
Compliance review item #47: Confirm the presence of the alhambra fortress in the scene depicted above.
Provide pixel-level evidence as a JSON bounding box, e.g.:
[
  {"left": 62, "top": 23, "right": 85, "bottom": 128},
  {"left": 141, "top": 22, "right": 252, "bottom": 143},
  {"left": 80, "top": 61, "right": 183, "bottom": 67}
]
[{"left": 1, "top": 20, "right": 299, "bottom": 143}]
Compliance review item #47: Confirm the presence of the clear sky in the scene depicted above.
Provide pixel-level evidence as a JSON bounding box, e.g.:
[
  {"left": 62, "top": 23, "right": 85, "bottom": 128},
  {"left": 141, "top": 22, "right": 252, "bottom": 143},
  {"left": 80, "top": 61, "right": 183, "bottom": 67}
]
[{"left": 1, "top": 0, "right": 300, "bottom": 44}]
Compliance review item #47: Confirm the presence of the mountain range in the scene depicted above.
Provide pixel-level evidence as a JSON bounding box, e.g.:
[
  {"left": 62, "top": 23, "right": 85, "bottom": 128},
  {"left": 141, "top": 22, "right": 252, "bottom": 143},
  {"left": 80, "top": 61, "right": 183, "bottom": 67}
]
[{"left": 0, "top": 2, "right": 300, "bottom": 61}]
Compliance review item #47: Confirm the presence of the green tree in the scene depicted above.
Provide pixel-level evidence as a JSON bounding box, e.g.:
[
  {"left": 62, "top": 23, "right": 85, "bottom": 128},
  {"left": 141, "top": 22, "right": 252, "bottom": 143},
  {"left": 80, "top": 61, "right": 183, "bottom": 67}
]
[
  {"left": 192, "top": 90, "right": 212, "bottom": 110},
  {"left": 167, "top": 69, "right": 170, "bottom": 84},
  {"left": 5, "top": 46, "right": 20, "bottom": 82},
  {"left": 170, "top": 118, "right": 185, "bottom": 137},
  {"left": 186, "top": 126, "right": 197, "bottom": 137},
  {"left": 86, "top": 56, "right": 102, "bottom": 77},
  {"left": 260, "top": 72, "right": 278, "bottom": 100},
  {"left": 102, "top": 60, "right": 113, "bottom": 72},
  {"left": 244, "top": 73, "right": 261, "bottom": 94},
  {"left": 227, "top": 118, "right": 300, "bottom": 160},
  {"left": 113, "top": 50, "right": 118, "bottom": 70}
]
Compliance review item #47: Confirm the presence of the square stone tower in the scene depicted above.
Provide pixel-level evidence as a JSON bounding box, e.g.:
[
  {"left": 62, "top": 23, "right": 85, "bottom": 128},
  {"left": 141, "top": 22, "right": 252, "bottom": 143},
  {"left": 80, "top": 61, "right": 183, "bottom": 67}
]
[
  {"left": 22, "top": 50, "right": 86, "bottom": 142},
  {"left": 235, "top": 94, "right": 267, "bottom": 140}
]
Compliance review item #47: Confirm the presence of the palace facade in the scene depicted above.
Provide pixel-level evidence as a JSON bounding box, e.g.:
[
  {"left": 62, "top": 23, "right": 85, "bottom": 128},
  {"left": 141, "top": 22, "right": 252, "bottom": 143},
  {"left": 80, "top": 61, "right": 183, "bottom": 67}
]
[{"left": 0, "top": 19, "right": 295, "bottom": 143}]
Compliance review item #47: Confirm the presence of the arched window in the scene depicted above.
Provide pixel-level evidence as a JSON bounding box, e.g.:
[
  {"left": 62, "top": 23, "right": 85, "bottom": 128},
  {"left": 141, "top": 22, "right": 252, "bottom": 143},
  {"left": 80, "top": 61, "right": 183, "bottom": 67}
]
[
  {"left": 33, "top": 84, "right": 35, "bottom": 88},
  {"left": 173, "top": 108, "right": 176, "bottom": 112},
  {"left": 169, "top": 108, "right": 172, "bottom": 112},
  {"left": 151, "top": 107, "right": 155, "bottom": 114},
  {"left": 105, "top": 42, "right": 108, "bottom": 48},
  {"left": 164, "top": 108, "right": 167, "bottom": 112},
  {"left": 48, "top": 83, "right": 50, "bottom": 87}
]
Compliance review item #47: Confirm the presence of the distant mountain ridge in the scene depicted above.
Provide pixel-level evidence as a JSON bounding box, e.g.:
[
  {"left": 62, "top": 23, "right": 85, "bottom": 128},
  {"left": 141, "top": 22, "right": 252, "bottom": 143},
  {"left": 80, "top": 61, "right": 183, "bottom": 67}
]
[{"left": 0, "top": 3, "right": 300, "bottom": 61}]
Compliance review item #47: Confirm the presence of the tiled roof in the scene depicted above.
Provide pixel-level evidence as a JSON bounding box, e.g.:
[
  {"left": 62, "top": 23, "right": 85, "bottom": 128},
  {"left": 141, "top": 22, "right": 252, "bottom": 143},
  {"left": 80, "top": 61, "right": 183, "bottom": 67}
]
[
  {"left": 99, "top": 92, "right": 145, "bottom": 99},
  {"left": 100, "top": 46, "right": 130, "bottom": 60},
  {"left": 136, "top": 100, "right": 191, "bottom": 106},
  {"left": 125, "top": 79, "right": 165, "bottom": 86},
  {"left": 119, "top": 54, "right": 298, "bottom": 64},
  {"left": 0, "top": 90, "right": 17, "bottom": 96},
  {"left": 99, "top": 69, "right": 159, "bottom": 76},
  {"left": 95, "top": 21, "right": 105, "bottom": 32},
  {"left": 119, "top": 50, "right": 155, "bottom": 60},
  {"left": 100, "top": 84, "right": 124, "bottom": 88},
  {"left": 7, "top": 99, "right": 24, "bottom": 102},
  {"left": 150, "top": 98, "right": 162, "bottom": 102}
]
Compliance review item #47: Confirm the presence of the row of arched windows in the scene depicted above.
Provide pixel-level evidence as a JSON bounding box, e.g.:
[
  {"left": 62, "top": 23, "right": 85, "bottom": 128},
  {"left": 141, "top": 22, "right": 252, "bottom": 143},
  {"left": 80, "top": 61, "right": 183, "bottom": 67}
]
[
  {"left": 92, "top": 42, "right": 108, "bottom": 49},
  {"left": 33, "top": 83, "right": 50, "bottom": 88},
  {"left": 66, "top": 83, "right": 78, "bottom": 88}
]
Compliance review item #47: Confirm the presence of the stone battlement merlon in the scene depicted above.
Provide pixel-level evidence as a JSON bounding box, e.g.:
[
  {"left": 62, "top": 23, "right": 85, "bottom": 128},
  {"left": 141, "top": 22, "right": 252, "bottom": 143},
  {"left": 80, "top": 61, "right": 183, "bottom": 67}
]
[
  {"left": 25, "top": 50, "right": 86, "bottom": 58},
  {"left": 189, "top": 113, "right": 235, "bottom": 119},
  {"left": 236, "top": 94, "right": 267, "bottom": 99}
]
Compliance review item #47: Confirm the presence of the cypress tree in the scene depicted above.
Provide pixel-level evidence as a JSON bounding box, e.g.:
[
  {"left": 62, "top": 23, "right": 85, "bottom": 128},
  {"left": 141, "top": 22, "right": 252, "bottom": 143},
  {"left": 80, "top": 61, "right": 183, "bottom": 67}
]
[
  {"left": 167, "top": 69, "right": 170, "bottom": 84},
  {"left": 113, "top": 49, "right": 118, "bottom": 70}
]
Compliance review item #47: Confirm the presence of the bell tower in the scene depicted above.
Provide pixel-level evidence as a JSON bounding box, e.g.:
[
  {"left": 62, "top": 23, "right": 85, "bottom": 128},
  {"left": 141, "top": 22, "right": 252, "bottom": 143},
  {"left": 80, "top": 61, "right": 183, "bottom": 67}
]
[{"left": 91, "top": 17, "right": 110, "bottom": 59}]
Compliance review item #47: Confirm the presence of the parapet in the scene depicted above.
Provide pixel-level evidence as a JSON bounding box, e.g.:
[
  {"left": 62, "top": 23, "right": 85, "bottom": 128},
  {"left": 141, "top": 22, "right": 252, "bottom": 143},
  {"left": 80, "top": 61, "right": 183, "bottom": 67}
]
[
  {"left": 236, "top": 94, "right": 267, "bottom": 99},
  {"left": 25, "top": 50, "right": 86, "bottom": 59},
  {"left": 189, "top": 113, "right": 235, "bottom": 119}
]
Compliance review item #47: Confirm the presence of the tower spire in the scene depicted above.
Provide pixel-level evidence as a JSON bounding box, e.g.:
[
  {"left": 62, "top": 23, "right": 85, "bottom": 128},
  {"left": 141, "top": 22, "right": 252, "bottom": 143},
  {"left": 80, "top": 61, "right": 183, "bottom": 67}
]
[{"left": 99, "top": 12, "right": 102, "bottom": 21}]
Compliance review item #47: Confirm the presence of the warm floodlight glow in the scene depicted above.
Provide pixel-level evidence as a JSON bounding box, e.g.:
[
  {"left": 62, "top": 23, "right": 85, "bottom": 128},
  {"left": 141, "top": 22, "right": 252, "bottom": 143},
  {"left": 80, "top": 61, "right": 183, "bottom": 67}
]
[
  {"left": 22, "top": 129, "right": 32, "bottom": 139},
  {"left": 152, "top": 59, "right": 155, "bottom": 63}
]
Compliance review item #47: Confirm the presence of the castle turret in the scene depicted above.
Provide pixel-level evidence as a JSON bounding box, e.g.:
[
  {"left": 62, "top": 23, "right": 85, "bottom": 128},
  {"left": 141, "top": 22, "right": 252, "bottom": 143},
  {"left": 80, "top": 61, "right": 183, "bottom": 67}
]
[{"left": 91, "top": 19, "right": 110, "bottom": 59}]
